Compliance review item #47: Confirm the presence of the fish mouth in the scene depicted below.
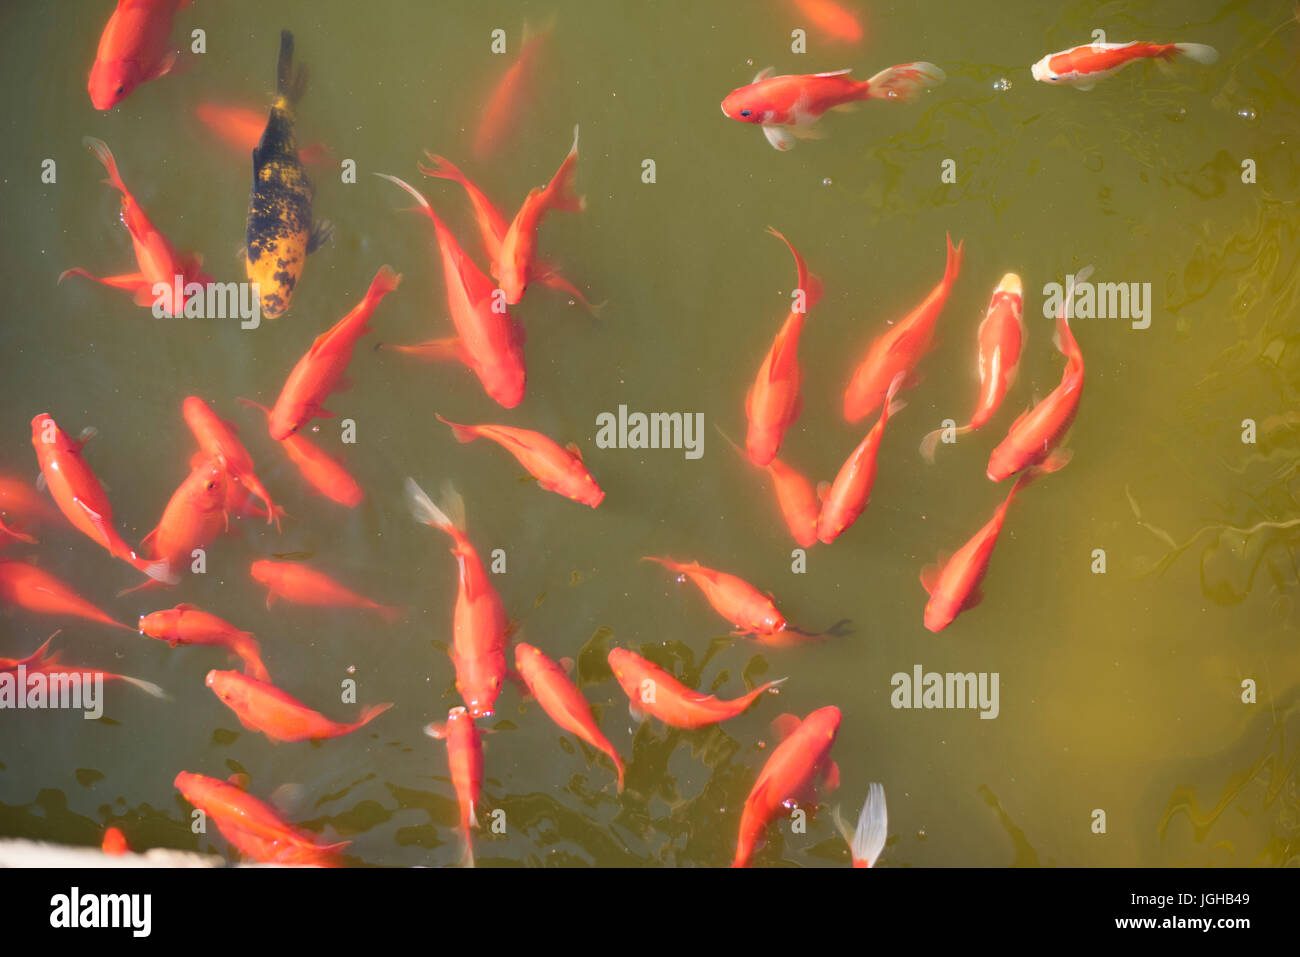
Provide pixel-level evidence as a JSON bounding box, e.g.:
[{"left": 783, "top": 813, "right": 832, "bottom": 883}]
[{"left": 1029, "top": 59, "right": 1051, "bottom": 82}]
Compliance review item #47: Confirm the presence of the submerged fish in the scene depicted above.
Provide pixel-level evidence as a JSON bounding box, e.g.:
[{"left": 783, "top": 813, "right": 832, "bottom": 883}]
[
  {"left": 1031, "top": 41, "right": 1218, "bottom": 90},
  {"left": 88, "top": 0, "right": 187, "bottom": 110}
]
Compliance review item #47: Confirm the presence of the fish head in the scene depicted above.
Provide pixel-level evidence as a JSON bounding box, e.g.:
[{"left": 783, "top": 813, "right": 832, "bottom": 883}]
[
  {"left": 720, "top": 87, "right": 770, "bottom": 124},
  {"left": 137, "top": 609, "right": 175, "bottom": 638},
  {"left": 1029, "top": 56, "right": 1060, "bottom": 84},
  {"left": 89, "top": 59, "right": 139, "bottom": 110},
  {"left": 267, "top": 404, "right": 305, "bottom": 442},
  {"left": 248, "top": 560, "right": 274, "bottom": 585},
  {"left": 923, "top": 597, "right": 955, "bottom": 633},
  {"left": 192, "top": 456, "right": 229, "bottom": 510},
  {"left": 204, "top": 669, "right": 239, "bottom": 703},
  {"left": 804, "top": 705, "right": 842, "bottom": 742}
]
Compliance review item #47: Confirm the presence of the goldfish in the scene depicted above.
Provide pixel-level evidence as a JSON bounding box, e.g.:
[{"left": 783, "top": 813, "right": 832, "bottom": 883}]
[
  {"left": 473, "top": 20, "right": 551, "bottom": 158},
  {"left": 30, "top": 414, "right": 172, "bottom": 582},
  {"left": 196, "top": 102, "right": 330, "bottom": 165},
  {"left": 642, "top": 556, "right": 789, "bottom": 640},
  {"left": 920, "top": 273, "right": 1024, "bottom": 462},
  {"left": 436, "top": 415, "right": 603, "bottom": 507},
  {"left": 0, "top": 631, "right": 60, "bottom": 673},
  {"left": 834, "top": 782, "right": 887, "bottom": 867},
  {"left": 1031, "top": 41, "right": 1218, "bottom": 90},
  {"left": 788, "top": 0, "right": 864, "bottom": 44},
  {"left": 733, "top": 706, "right": 841, "bottom": 867},
  {"left": 377, "top": 173, "right": 527, "bottom": 408},
  {"left": 0, "top": 561, "right": 132, "bottom": 631},
  {"left": 843, "top": 234, "right": 963, "bottom": 423},
  {"left": 494, "top": 126, "right": 585, "bottom": 304},
  {"left": 173, "top": 771, "right": 347, "bottom": 865},
  {"left": 240, "top": 399, "right": 363, "bottom": 507},
  {"left": 406, "top": 480, "right": 509, "bottom": 718},
  {"left": 721, "top": 62, "right": 945, "bottom": 151},
  {"left": 607, "top": 647, "right": 785, "bottom": 729},
  {"left": 514, "top": 642, "right": 624, "bottom": 791},
  {"left": 425, "top": 706, "right": 484, "bottom": 867},
  {"left": 59, "top": 138, "right": 210, "bottom": 316},
  {"left": 205, "top": 669, "right": 392, "bottom": 742},
  {"left": 745, "top": 228, "right": 824, "bottom": 467},
  {"left": 130, "top": 455, "right": 228, "bottom": 590},
  {"left": 189, "top": 451, "right": 285, "bottom": 525},
  {"left": 922, "top": 470, "right": 1039, "bottom": 633},
  {"left": 139, "top": 603, "right": 269, "bottom": 682},
  {"left": 244, "top": 30, "right": 333, "bottom": 319},
  {"left": 183, "top": 397, "right": 279, "bottom": 527},
  {"left": 260, "top": 265, "right": 401, "bottom": 439},
  {"left": 2, "top": 630, "right": 166, "bottom": 697},
  {"left": 0, "top": 474, "right": 61, "bottom": 545},
  {"left": 249, "top": 559, "right": 402, "bottom": 621},
  {"left": 88, "top": 0, "right": 187, "bottom": 110},
  {"left": 718, "top": 430, "right": 820, "bottom": 548},
  {"left": 986, "top": 266, "right": 1091, "bottom": 482},
  {"left": 816, "top": 371, "right": 906, "bottom": 544},
  {"left": 101, "top": 827, "right": 130, "bottom": 856}
]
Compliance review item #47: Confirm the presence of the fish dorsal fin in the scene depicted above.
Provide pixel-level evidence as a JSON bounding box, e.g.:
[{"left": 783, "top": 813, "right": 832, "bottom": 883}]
[
  {"left": 753, "top": 66, "right": 775, "bottom": 83},
  {"left": 565, "top": 442, "right": 583, "bottom": 463},
  {"left": 814, "top": 68, "right": 854, "bottom": 78},
  {"left": 175, "top": 602, "right": 197, "bottom": 611},
  {"left": 226, "top": 773, "right": 250, "bottom": 791},
  {"left": 771, "top": 713, "right": 801, "bottom": 741}
]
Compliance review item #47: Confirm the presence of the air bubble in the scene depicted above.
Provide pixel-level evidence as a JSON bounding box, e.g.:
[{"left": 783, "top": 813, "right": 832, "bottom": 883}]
[
  {"left": 1236, "top": 107, "right": 1257, "bottom": 121},
  {"left": 822, "top": 177, "right": 833, "bottom": 186},
  {"left": 992, "top": 77, "right": 1012, "bottom": 91}
]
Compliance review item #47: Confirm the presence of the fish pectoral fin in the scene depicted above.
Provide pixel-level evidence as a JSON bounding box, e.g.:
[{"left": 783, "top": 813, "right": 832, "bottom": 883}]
[
  {"left": 144, "top": 50, "right": 180, "bottom": 83},
  {"left": 961, "top": 586, "right": 986, "bottom": 611},
  {"left": 628, "top": 701, "right": 648, "bottom": 724},
  {"left": 919, "top": 562, "right": 944, "bottom": 596},
  {"left": 1074, "top": 80, "right": 1096, "bottom": 91},
  {"left": 820, "top": 760, "right": 841, "bottom": 793},
  {"left": 815, "top": 480, "right": 830, "bottom": 503},
  {"left": 565, "top": 442, "right": 584, "bottom": 463},
  {"left": 788, "top": 122, "right": 827, "bottom": 141},
  {"left": 770, "top": 713, "right": 801, "bottom": 742},
  {"left": 829, "top": 102, "right": 860, "bottom": 113},
  {"left": 763, "top": 125, "right": 796, "bottom": 151},
  {"left": 752, "top": 66, "right": 775, "bottom": 83},
  {"left": 307, "top": 221, "right": 335, "bottom": 255}
]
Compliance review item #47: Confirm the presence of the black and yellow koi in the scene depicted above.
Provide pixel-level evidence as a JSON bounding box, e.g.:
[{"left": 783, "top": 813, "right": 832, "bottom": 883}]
[{"left": 244, "top": 29, "right": 331, "bottom": 319}]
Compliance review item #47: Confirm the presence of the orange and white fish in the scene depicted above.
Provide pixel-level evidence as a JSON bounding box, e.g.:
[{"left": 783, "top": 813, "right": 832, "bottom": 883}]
[
  {"left": 1031, "top": 41, "right": 1218, "bottom": 90},
  {"left": 921, "top": 470, "right": 1038, "bottom": 632},
  {"left": 473, "top": 20, "right": 551, "bottom": 158},
  {"left": 88, "top": 0, "right": 187, "bottom": 110},
  {"left": 607, "top": 647, "right": 785, "bottom": 730},
  {"left": 721, "top": 62, "right": 945, "bottom": 151},
  {"left": 30, "top": 414, "right": 172, "bottom": 582},
  {"left": 642, "top": 556, "right": 791, "bottom": 640},
  {"left": 249, "top": 560, "right": 402, "bottom": 621},
  {"left": 733, "top": 706, "right": 841, "bottom": 867},
  {"left": 436, "top": 415, "right": 603, "bottom": 507},
  {"left": 425, "top": 706, "right": 483, "bottom": 867},
  {"left": 834, "top": 782, "right": 887, "bottom": 867},
  {"left": 205, "top": 669, "right": 392, "bottom": 742},
  {"left": 986, "top": 266, "right": 1091, "bottom": 482},
  {"left": 261, "top": 266, "right": 401, "bottom": 440},
  {"left": 843, "top": 234, "right": 963, "bottom": 423},
  {"left": 406, "top": 480, "right": 509, "bottom": 718},
  {"left": 745, "top": 227, "right": 824, "bottom": 467},
  {"left": 59, "top": 138, "right": 210, "bottom": 316},
  {"left": 377, "top": 173, "right": 527, "bottom": 408},
  {"left": 195, "top": 102, "right": 330, "bottom": 165},
  {"left": 788, "top": 0, "right": 864, "bottom": 44},
  {"left": 515, "top": 642, "right": 624, "bottom": 791},
  {"left": 183, "top": 396, "right": 279, "bottom": 527},
  {"left": 920, "top": 273, "right": 1024, "bottom": 462},
  {"left": 139, "top": 603, "right": 269, "bottom": 682},
  {"left": 816, "top": 371, "right": 906, "bottom": 544},
  {"left": 0, "top": 561, "right": 133, "bottom": 632},
  {"left": 129, "top": 455, "right": 228, "bottom": 590},
  {"left": 240, "top": 399, "right": 363, "bottom": 507}
]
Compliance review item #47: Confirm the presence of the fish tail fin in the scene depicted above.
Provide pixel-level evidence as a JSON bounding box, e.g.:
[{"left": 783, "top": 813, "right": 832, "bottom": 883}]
[
  {"left": 435, "top": 414, "right": 478, "bottom": 444},
  {"left": 882, "top": 370, "right": 909, "bottom": 421},
  {"left": 276, "top": 30, "right": 308, "bottom": 104},
  {"left": 863, "top": 61, "right": 946, "bottom": 101},
  {"left": 83, "top": 137, "right": 126, "bottom": 194},
  {"left": 543, "top": 126, "right": 585, "bottom": 213},
  {"left": 942, "top": 232, "right": 964, "bottom": 287},
  {"left": 366, "top": 265, "right": 402, "bottom": 302},
  {"left": 404, "top": 477, "right": 464, "bottom": 534},
  {"left": 612, "top": 752, "right": 626, "bottom": 793},
  {"left": 418, "top": 152, "right": 469, "bottom": 185},
  {"left": 918, "top": 423, "right": 971, "bottom": 463},
  {"left": 462, "top": 833, "right": 476, "bottom": 868},
  {"left": 1174, "top": 42, "right": 1219, "bottom": 65},
  {"left": 376, "top": 605, "right": 405, "bottom": 625},
  {"left": 852, "top": 782, "right": 888, "bottom": 867},
  {"left": 375, "top": 173, "right": 438, "bottom": 224},
  {"left": 1056, "top": 264, "right": 1093, "bottom": 357},
  {"left": 356, "top": 702, "right": 394, "bottom": 728},
  {"left": 116, "top": 674, "right": 171, "bottom": 700}
]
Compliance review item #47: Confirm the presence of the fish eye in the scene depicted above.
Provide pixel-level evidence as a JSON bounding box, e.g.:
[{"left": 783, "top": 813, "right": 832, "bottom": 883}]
[
  {"left": 739, "top": 109, "right": 752, "bottom": 118},
  {"left": 205, "top": 481, "right": 217, "bottom": 490},
  {"left": 115, "top": 85, "right": 124, "bottom": 95}
]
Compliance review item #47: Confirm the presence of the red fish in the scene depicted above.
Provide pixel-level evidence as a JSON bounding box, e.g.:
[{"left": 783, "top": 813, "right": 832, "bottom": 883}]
[
  {"left": 130, "top": 455, "right": 228, "bottom": 589},
  {"left": 88, "top": 0, "right": 187, "bottom": 110},
  {"left": 261, "top": 266, "right": 401, "bottom": 440},
  {"left": 195, "top": 102, "right": 330, "bottom": 165},
  {"left": 101, "top": 826, "right": 130, "bottom": 856},
  {"left": 436, "top": 415, "right": 603, "bottom": 507},
  {"left": 205, "top": 669, "right": 392, "bottom": 742},
  {"left": 920, "top": 273, "right": 1024, "bottom": 462},
  {"left": 425, "top": 706, "right": 483, "bottom": 867},
  {"left": 0, "top": 475, "right": 61, "bottom": 545},
  {"left": 188, "top": 451, "right": 285, "bottom": 525},
  {"left": 377, "top": 173, "right": 527, "bottom": 408},
  {"left": 0, "top": 562, "right": 131, "bottom": 631},
  {"left": 139, "top": 603, "right": 269, "bottom": 682},
  {"left": 3, "top": 631, "right": 167, "bottom": 698},
  {"left": 183, "top": 396, "right": 279, "bottom": 527},
  {"left": 59, "top": 138, "right": 210, "bottom": 316},
  {"left": 1031, "top": 41, "right": 1218, "bottom": 89},
  {"left": 249, "top": 560, "right": 402, "bottom": 621},
  {"left": 733, "top": 706, "right": 841, "bottom": 867},
  {"left": 642, "top": 556, "right": 791, "bottom": 640},
  {"left": 816, "top": 371, "right": 906, "bottom": 544},
  {"left": 0, "top": 632, "right": 60, "bottom": 673},
  {"left": 986, "top": 267, "right": 1090, "bottom": 482},
  {"left": 473, "top": 21, "right": 551, "bottom": 158},
  {"left": 607, "top": 647, "right": 785, "bottom": 730},
  {"left": 835, "top": 782, "right": 887, "bottom": 867},
  {"left": 721, "top": 63, "right": 945, "bottom": 151},
  {"left": 788, "top": 0, "right": 864, "bottom": 44},
  {"left": 745, "top": 228, "right": 824, "bottom": 466},
  {"left": 240, "top": 399, "right": 363, "bottom": 507},
  {"left": 515, "top": 642, "right": 624, "bottom": 791},
  {"left": 406, "top": 480, "right": 509, "bottom": 718},
  {"left": 843, "top": 234, "right": 963, "bottom": 423},
  {"left": 719, "top": 431, "right": 820, "bottom": 548},
  {"left": 31, "top": 413, "right": 172, "bottom": 582}
]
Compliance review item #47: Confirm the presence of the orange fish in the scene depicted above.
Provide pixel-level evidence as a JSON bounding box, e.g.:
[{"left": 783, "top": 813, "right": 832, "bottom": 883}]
[
  {"left": 0, "top": 474, "right": 61, "bottom": 545},
  {"left": 188, "top": 451, "right": 285, "bottom": 525},
  {"left": 920, "top": 273, "right": 1024, "bottom": 462},
  {"left": 1031, "top": 41, "right": 1218, "bottom": 89},
  {"left": 816, "top": 371, "right": 906, "bottom": 544},
  {"left": 377, "top": 173, "right": 527, "bottom": 408},
  {"left": 642, "top": 556, "right": 790, "bottom": 639},
  {"left": 788, "top": 0, "right": 864, "bottom": 44},
  {"left": 0, "top": 631, "right": 60, "bottom": 673},
  {"left": 249, "top": 559, "right": 402, "bottom": 621},
  {"left": 733, "top": 706, "right": 841, "bottom": 867},
  {"left": 88, "top": 0, "right": 187, "bottom": 110},
  {"left": 745, "top": 228, "right": 824, "bottom": 467},
  {"left": 835, "top": 782, "right": 888, "bottom": 867},
  {"left": 3, "top": 630, "right": 167, "bottom": 698},
  {"left": 608, "top": 647, "right": 785, "bottom": 730},
  {"left": 436, "top": 415, "right": 603, "bottom": 507},
  {"left": 425, "top": 706, "right": 484, "bottom": 867},
  {"left": 205, "top": 669, "right": 392, "bottom": 742},
  {"left": 843, "top": 234, "right": 963, "bottom": 423},
  {"left": 59, "top": 138, "right": 210, "bottom": 316},
  {"left": 261, "top": 265, "right": 401, "bottom": 440},
  {"left": 139, "top": 603, "right": 269, "bottom": 682},
  {"left": 986, "top": 268, "right": 1088, "bottom": 482},
  {"left": 719, "top": 430, "right": 820, "bottom": 548},
  {"left": 240, "top": 399, "right": 363, "bottom": 507},
  {"left": 514, "top": 642, "right": 624, "bottom": 791},
  {"left": 101, "top": 826, "right": 130, "bottom": 855},
  {"left": 406, "top": 480, "right": 509, "bottom": 718},
  {"left": 473, "top": 21, "right": 551, "bottom": 158},
  {"left": 195, "top": 102, "right": 330, "bottom": 165},
  {"left": 183, "top": 396, "right": 279, "bottom": 527},
  {"left": 0, "top": 562, "right": 132, "bottom": 631},
  {"left": 131, "top": 455, "right": 228, "bottom": 589}
]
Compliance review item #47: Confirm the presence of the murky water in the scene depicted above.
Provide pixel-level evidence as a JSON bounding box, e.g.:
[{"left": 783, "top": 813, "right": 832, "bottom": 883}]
[{"left": 0, "top": 0, "right": 1297, "bottom": 867}]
